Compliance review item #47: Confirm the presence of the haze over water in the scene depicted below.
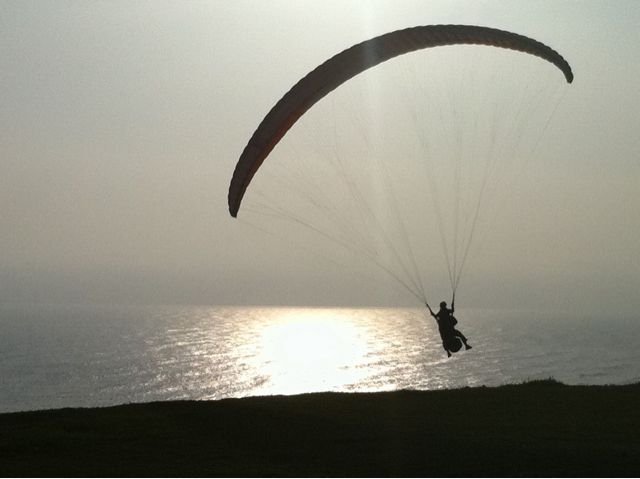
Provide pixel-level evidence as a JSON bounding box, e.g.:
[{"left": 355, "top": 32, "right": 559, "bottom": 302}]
[{"left": 2, "top": 304, "right": 639, "bottom": 413}]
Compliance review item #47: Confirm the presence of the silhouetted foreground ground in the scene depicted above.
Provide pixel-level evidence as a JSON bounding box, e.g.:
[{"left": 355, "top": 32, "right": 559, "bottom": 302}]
[{"left": 1, "top": 380, "right": 639, "bottom": 477}]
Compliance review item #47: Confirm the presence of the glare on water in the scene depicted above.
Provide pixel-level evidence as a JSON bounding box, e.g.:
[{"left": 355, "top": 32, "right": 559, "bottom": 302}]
[
  {"left": 251, "top": 309, "right": 371, "bottom": 395},
  {"left": 202, "top": 306, "right": 489, "bottom": 399}
]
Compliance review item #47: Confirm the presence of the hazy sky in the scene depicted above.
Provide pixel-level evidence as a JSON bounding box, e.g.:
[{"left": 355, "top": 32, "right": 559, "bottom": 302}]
[{"left": 1, "top": 1, "right": 638, "bottom": 312}]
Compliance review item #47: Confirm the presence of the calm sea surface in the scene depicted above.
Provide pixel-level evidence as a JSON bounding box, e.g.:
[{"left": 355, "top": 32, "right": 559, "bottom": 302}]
[{"left": 1, "top": 304, "right": 639, "bottom": 413}]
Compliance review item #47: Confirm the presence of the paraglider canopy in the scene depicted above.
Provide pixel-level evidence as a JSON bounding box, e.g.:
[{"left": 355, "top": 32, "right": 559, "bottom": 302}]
[
  {"left": 228, "top": 24, "right": 573, "bottom": 218},
  {"left": 228, "top": 24, "right": 573, "bottom": 307}
]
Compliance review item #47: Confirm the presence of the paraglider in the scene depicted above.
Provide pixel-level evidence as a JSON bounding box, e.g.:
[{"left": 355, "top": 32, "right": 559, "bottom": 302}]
[
  {"left": 427, "top": 299, "right": 472, "bottom": 357},
  {"left": 228, "top": 25, "right": 573, "bottom": 356}
]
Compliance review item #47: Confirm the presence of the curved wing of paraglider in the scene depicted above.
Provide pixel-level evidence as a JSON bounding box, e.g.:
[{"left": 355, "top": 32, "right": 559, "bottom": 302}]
[{"left": 228, "top": 24, "right": 573, "bottom": 217}]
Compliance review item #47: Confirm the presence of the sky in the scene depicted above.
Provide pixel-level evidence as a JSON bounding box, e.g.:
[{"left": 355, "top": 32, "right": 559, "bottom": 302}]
[{"left": 1, "top": 1, "right": 638, "bottom": 313}]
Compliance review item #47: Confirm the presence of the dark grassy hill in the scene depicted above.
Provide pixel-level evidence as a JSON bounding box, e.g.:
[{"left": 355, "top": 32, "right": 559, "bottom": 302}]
[{"left": 2, "top": 380, "right": 639, "bottom": 477}]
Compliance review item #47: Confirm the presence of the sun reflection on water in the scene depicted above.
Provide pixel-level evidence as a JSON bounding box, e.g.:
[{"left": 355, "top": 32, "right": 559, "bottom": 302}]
[
  {"left": 250, "top": 308, "right": 373, "bottom": 395},
  {"left": 198, "top": 306, "right": 473, "bottom": 400}
]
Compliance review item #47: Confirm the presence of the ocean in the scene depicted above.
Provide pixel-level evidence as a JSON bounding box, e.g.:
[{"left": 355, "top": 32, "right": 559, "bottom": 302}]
[{"left": 1, "top": 304, "right": 639, "bottom": 413}]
